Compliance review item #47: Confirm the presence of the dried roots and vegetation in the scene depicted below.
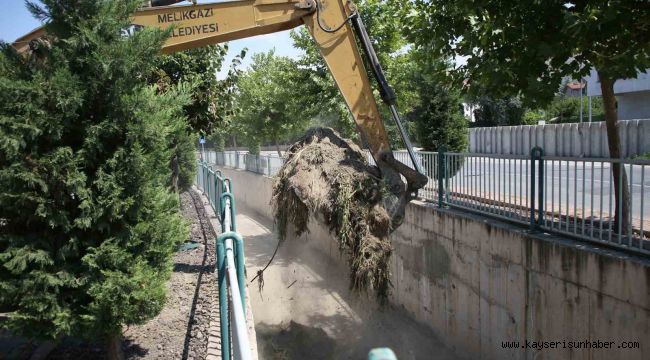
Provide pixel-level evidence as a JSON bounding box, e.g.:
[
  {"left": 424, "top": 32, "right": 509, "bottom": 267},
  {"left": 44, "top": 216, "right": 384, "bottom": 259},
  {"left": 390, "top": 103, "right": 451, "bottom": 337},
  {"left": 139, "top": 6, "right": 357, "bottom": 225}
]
[{"left": 272, "top": 128, "right": 393, "bottom": 301}]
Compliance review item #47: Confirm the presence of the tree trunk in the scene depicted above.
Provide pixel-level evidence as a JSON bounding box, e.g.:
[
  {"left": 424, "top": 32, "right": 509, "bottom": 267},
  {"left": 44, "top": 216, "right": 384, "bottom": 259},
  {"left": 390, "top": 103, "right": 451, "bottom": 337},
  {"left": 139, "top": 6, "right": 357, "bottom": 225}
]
[
  {"left": 106, "top": 334, "right": 125, "bottom": 360},
  {"left": 274, "top": 136, "right": 283, "bottom": 157},
  {"left": 598, "top": 71, "right": 631, "bottom": 238},
  {"left": 232, "top": 135, "right": 239, "bottom": 167}
]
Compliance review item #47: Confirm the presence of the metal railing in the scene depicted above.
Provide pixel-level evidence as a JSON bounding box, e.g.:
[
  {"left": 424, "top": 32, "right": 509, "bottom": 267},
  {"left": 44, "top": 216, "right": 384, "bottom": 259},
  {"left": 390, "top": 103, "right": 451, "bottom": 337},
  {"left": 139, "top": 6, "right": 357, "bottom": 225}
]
[
  {"left": 203, "top": 150, "right": 285, "bottom": 177},
  {"left": 202, "top": 149, "right": 649, "bottom": 256},
  {"left": 196, "top": 161, "right": 252, "bottom": 360}
]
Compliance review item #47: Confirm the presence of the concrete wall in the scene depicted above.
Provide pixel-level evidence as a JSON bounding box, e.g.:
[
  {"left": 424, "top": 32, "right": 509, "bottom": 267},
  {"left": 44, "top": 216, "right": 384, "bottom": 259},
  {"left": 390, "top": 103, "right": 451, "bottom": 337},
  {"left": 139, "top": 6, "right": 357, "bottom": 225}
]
[
  {"left": 219, "top": 168, "right": 650, "bottom": 360},
  {"left": 618, "top": 91, "right": 650, "bottom": 121},
  {"left": 469, "top": 119, "right": 650, "bottom": 157}
]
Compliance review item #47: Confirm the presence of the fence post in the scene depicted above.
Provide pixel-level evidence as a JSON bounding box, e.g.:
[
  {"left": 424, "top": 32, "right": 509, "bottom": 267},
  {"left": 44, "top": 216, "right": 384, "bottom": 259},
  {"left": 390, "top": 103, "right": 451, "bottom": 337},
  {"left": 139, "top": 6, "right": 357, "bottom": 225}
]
[
  {"left": 530, "top": 147, "right": 544, "bottom": 230},
  {"left": 216, "top": 237, "right": 230, "bottom": 360},
  {"left": 233, "top": 233, "right": 246, "bottom": 315},
  {"left": 267, "top": 156, "right": 271, "bottom": 176},
  {"left": 437, "top": 146, "right": 447, "bottom": 207}
]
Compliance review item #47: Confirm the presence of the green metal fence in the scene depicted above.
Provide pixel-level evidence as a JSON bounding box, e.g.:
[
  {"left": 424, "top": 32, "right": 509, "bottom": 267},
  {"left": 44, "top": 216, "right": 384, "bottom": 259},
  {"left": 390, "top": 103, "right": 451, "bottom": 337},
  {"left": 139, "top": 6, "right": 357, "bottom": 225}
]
[
  {"left": 204, "top": 149, "right": 650, "bottom": 256},
  {"left": 196, "top": 161, "right": 252, "bottom": 360}
]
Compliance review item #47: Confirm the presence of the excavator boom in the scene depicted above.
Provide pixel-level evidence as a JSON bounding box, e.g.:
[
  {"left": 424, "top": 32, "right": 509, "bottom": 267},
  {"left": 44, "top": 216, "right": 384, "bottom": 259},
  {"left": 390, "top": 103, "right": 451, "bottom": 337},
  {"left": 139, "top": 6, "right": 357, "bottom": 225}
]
[{"left": 13, "top": 0, "right": 427, "bottom": 226}]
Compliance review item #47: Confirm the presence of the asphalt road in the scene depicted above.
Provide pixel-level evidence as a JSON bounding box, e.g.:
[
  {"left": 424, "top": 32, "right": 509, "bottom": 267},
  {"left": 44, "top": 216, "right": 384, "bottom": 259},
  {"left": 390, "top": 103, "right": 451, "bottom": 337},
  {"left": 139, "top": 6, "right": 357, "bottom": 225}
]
[{"left": 422, "top": 156, "right": 649, "bottom": 225}]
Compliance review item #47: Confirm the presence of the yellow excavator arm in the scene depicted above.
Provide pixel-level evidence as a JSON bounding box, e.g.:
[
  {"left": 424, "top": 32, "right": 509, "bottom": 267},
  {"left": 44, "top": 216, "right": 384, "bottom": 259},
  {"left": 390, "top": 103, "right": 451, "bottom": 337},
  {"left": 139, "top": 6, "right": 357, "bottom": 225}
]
[{"left": 13, "top": 0, "right": 427, "bottom": 226}]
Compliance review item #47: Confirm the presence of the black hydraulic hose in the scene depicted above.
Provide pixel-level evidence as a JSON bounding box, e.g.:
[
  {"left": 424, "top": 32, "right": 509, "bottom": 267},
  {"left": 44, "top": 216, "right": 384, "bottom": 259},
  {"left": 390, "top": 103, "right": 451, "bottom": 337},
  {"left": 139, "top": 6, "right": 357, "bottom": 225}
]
[
  {"left": 315, "top": 0, "right": 357, "bottom": 34},
  {"left": 349, "top": 13, "right": 397, "bottom": 106}
]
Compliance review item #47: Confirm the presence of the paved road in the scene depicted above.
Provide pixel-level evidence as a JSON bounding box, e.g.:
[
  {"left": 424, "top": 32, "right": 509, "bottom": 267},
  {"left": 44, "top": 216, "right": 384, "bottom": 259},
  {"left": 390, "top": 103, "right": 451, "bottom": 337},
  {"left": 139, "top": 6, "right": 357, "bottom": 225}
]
[{"left": 435, "top": 157, "right": 650, "bottom": 225}]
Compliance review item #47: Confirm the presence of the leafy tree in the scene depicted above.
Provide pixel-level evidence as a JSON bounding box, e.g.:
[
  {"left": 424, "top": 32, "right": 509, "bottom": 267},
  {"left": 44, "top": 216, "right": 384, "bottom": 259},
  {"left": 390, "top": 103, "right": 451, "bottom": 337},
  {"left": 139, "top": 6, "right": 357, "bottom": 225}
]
[
  {"left": 0, "top": 1, "right": 189, "bottom": 358},
  {"left": 404, "top": 0, "right": 650, "bottom": 232},
  {"left": 154, "top": 45, "right": 227, "bottom": 135},
  {"left": 289, "top": 0, "right": 412, "bottom": 145},
  {"left": 232, "top": 51, "right": 316, "bottom": 156},
  {"left": 206, "top": 49, "right": 248, "bottom": 152},
  {"left": 154, "top": 46, "right": 245, "bottom": 191},
  {"left": 544, "top": 96, "right": 604, "bottom": 124},
  {"left": 290, "top": 28, "right": 358, "bottom": 139},
  {"left": 472, "top": 96, "right": 526, "bottom": 127}
]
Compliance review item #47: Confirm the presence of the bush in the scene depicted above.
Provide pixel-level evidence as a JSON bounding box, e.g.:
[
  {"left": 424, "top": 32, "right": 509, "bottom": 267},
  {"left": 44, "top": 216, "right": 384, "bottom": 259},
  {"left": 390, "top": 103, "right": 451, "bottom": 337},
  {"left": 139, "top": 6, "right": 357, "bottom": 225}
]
[
  {"left": 0, "top": 0, "right": 189, "bottom": 352},
  {"left": 473, "top": 96, "right": 525, "bottom": 126}
]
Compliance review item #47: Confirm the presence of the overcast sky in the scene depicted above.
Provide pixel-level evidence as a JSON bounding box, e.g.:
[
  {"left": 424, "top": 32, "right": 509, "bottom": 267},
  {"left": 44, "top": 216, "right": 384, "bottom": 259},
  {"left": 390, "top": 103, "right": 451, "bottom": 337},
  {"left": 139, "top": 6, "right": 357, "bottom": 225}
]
[{"left": 0, "top": 0, "right": 303, "bottom": 79}]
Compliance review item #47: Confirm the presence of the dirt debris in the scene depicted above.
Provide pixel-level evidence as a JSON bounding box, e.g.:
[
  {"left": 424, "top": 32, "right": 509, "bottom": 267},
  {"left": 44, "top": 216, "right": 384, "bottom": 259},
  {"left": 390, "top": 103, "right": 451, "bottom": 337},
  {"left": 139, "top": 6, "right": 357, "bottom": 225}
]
[{"left": 272, "top": 127, "right": 393, "bottom": 301}]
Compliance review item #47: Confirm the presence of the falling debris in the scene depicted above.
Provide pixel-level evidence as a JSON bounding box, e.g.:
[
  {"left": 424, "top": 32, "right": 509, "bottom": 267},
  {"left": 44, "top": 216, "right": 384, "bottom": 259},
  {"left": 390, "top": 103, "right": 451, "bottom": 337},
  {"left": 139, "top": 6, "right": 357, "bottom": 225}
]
[{"left": 272, "top": 127, "right": 392, "bottom": 301}]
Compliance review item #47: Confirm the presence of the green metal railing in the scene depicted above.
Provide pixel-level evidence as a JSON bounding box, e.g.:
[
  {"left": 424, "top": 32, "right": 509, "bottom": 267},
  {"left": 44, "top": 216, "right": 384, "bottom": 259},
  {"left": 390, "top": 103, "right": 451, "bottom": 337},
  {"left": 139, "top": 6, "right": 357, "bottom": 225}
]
[
  {"left": 204, "top": 148, "right": 650, "bottom": 256},
  {"left": 196, "top": 161, "right": 252, "bottom": 360}
]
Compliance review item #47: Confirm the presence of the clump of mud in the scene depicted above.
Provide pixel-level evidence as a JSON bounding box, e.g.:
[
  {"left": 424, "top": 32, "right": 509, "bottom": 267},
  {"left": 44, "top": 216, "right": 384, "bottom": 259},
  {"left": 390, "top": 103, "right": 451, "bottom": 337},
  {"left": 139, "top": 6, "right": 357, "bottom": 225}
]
[{"left": 272, "top": 127, "right": 392, "bottom": 301}]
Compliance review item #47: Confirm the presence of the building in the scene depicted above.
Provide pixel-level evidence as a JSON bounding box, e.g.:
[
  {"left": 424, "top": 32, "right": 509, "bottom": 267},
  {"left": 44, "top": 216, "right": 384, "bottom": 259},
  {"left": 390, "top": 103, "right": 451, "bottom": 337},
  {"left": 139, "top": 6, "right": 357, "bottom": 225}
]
[
  {"left": 563, "top": 81, "right": 585, "bottom": 97},
  {"left": 585, "top": 68, "right": 650, "bottom": 120},
  {"left": 462, "top": 101, "right": 477, "bottom": 123}
]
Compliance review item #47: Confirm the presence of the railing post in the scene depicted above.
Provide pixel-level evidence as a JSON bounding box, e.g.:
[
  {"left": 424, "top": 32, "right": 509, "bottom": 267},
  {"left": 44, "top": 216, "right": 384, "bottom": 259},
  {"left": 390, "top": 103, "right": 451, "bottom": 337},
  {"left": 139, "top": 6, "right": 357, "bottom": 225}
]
[
  {"left": 233, "top": 234, "right": 246, "bottom": 314},
  {"left": 216, "top": 237, "right": 230, "bottom": 360},
  {"left": 220, "top": 193, "right": 237, "bottom": 232},
  {"left": 530, "top": 147, "right": 544, "bottom": 230},
  {"left": 537, "top": 148, "right": 545, "bottom": 228},
  {"left": 224, "top": 178, "right": 233, "bottom": 196},
  {"left": 437, "top": 146, "right": 447, "bottom": 207}
]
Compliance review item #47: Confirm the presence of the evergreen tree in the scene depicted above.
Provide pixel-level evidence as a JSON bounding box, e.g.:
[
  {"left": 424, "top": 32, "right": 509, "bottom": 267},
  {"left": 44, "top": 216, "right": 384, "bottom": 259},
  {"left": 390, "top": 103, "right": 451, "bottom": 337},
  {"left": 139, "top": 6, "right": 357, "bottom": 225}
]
[
  {"left": 408, "top": 77, "right": 468, "bottom": 153},
  {"left": 0, "top": 0, "right": 190, "bottom": 357}
]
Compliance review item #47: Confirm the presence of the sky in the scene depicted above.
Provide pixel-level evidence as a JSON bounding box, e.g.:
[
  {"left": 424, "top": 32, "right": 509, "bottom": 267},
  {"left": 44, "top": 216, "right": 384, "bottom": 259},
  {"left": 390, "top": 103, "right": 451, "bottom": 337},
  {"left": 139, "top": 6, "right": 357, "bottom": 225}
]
[{"left": 0, "top": 0, "right": 303, "bottom": 79}]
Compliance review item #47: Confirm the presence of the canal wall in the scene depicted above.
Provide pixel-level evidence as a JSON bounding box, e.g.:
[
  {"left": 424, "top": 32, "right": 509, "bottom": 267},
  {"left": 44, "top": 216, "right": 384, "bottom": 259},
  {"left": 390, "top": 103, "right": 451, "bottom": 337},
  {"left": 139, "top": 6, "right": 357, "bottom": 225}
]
[{"left": 219, "top": 167, "right": 649, "bottom": 360}]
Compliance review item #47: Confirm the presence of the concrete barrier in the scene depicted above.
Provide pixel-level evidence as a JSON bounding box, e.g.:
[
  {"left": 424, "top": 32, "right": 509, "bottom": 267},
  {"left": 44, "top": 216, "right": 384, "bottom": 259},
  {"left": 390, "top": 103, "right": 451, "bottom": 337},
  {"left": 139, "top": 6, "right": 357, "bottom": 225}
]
[
  {"left": 470, "top": 119, "right": 650, "bottom": 157},
  {"left": 219, "top": 168, "right": 650, "bottom": 360}
]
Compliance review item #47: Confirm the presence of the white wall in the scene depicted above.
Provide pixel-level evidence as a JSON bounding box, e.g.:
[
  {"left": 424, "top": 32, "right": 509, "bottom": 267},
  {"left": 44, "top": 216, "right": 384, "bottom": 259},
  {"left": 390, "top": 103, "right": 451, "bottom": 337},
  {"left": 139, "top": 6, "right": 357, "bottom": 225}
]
[
  {"left": 586, "top": 68, "right": 650, "bottom": 96},
  {"left": 618, "top": 91, "right": 650, "bottom": 121},
  {"left": 469, "top": 119, "right": 650, "bottom": 157}
]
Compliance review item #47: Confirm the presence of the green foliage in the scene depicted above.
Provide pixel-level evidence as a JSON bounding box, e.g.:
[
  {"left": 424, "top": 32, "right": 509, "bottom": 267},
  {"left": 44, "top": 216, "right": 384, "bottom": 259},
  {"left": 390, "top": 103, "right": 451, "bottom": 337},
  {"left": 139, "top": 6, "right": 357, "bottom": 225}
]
[
  {"left": 546, "top": 96, "right": 604, "bottom": 123},
  {"left": 522, "top": 109, "right": 545, "bottom": 125},
  {"left": 472, "top": 96, "right": 526, "bottom": 127},
  {"left": 0, "top": 0, "right": 188, "bottom": 341},
  {"left": 232, "top": 51, "right": 318, "bottom": 152},
  {"left": 390, "top": 49, "right": 467, "bottom": 152},
  {"left": 288, "top": 0, "right": 414, "bottom": 145},
  {"left": 402, "top": 0, "right": 650, "bottom": 107},
  {"left": 522, "top": 96, "right": 605, "bottom": 124},
  {"left": 290, "top": 29, "right": 357, "bottom": 139},
  {"left": 173, "top": 131, "right": 197, "bottom": 192},
  {"left": 632, "top": 152, "right": 650, "bottom": 160},
  {"left": 408, "top": 81, "right": 468, "bottom": 152},
  {"left": 154, "top": 45, "right": 227, "bottom": 135},
  {"left": 152, "top": 45, "right": 239, "bottom": 191}
]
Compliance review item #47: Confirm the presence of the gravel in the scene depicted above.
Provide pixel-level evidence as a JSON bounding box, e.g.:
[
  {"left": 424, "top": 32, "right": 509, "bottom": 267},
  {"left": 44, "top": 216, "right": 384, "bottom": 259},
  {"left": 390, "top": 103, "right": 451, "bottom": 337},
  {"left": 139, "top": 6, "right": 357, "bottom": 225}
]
[{"left": 124, "top": 189, "right": 219, "bottom": 360}]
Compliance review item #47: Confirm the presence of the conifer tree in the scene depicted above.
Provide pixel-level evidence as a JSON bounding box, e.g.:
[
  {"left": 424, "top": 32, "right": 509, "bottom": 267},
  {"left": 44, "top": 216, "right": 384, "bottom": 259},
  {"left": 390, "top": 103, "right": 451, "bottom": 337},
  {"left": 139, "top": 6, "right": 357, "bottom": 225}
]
[{"left": 0, "top": 1, "right": 190, "bottom": 357}]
